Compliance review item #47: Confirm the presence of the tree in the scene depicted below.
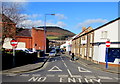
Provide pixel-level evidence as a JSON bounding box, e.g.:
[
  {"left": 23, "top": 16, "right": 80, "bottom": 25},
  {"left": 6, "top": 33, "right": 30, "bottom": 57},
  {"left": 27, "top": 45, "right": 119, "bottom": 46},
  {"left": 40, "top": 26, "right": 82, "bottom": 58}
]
[
  {"left": 2, "top": 2, "right": 26, "bottom": 24},
  {"left": 1, "top": 2, "right": 26, "bottom": 44}
]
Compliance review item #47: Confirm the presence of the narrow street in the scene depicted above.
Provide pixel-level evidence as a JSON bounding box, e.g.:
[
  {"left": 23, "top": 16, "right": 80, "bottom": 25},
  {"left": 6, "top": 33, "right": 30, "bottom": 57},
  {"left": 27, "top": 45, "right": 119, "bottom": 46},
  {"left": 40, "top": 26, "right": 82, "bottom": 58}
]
[
  {"left": 2, "top": 54, "right": 119, "bottom": 83},
  {"left": 1, "top": 2, "right": 120, "bottom": 84}
]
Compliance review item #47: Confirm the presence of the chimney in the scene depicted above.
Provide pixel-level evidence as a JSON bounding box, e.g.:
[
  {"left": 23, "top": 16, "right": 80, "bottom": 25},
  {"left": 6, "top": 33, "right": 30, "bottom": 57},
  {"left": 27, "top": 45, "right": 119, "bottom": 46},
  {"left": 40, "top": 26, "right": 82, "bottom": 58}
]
[{"left": 82, "top": 27, "right": 86, "bottom": 31}]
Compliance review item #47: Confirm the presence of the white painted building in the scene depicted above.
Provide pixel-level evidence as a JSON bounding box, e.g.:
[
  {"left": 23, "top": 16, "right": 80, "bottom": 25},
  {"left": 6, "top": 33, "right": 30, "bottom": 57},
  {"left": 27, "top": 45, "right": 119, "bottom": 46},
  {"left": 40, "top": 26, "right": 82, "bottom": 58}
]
[
  {"left": 65, "top": 40, "right": 72, "bottom": 52},
  {"left": 65, "top": 34, "right": 79, "bottom": 52},
  {"left": 60, "top": 40, "right": 71, "bottom": 52},
  {"left": 3, "top": 38, "right": 26, "bottom": 49},
  {"left": 93, "top": 18, "right": 120, "bottom": 64}
]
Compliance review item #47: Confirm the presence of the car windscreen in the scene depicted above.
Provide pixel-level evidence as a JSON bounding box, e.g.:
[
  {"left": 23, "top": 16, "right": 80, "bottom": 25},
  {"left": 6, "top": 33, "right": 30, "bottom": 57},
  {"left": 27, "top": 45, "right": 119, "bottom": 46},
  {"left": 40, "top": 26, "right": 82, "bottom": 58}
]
[{"left": 50, "top": 50, "right": 56, "bottom": 53}]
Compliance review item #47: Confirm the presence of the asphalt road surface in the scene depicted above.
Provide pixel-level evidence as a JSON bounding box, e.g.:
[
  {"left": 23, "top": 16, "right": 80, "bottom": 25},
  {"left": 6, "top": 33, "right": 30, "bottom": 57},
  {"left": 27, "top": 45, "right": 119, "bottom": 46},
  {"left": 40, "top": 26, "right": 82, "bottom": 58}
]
[{"left": 2, "top": 54, "right": 119, "bottom": 84}]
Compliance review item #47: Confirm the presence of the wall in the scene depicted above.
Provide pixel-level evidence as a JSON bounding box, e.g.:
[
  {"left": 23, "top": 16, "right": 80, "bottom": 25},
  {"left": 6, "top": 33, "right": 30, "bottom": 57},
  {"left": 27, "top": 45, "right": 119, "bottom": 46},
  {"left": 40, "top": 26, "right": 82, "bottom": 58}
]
[
  {"left": 3, "top": 38, "right": 26, "bottom": 49},
  {"left": 17, "top": 42, "right": 26, "bottom": 48},
  {"left": 32, "top": 28, "right": 45, "bottom": 50},
  {"left": 93, "top": 19, "right": 119, "bottom": 64},
  {"left": 16, "top": 36, "right": 32, "bottom": 49},
  {"left": 3, "top": 38, "right": 12, "bottom": 49},
  {"left": 94, "top": 20, "right": 119, "bottom": 43},
  {"left": 66, "top": 40, "right": 72, "bottom": 52}
]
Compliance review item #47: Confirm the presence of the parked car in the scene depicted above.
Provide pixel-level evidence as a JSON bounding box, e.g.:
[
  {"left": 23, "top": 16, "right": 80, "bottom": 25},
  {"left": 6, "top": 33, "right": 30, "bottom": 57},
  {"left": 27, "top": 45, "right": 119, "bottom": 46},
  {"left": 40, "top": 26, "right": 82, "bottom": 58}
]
[
  {"left": 60, "top": 49, "right": 64, "bottom": 54},
  {"left": 49, "top": 49, "right": 57, "bottom": 56},
  {"left": 15, "top": 48, "right": 34, "bottom": 54}
]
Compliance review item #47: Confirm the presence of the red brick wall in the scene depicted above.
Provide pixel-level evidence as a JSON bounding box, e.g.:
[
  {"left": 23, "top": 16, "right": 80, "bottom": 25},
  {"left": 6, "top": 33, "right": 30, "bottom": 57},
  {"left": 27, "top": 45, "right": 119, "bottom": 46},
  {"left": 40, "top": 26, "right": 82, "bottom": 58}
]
[
  {"left": 16, "top": 36, "right": 32, "bottom": 49},
  {"left": 32, "top": 28, "right": 45, "bottom": 50}
]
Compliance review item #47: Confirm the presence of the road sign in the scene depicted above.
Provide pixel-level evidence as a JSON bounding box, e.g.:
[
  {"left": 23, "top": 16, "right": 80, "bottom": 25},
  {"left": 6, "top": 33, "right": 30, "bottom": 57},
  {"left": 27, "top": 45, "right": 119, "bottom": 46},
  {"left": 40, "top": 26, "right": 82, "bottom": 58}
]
[
  {"left": 10, "top": 39, "right": 18, "bottom": 67},
  {"left": 106, "top": 41, "right": 110, "bottom": 47},
  {"left": 10, "top": 39, "right": 18, "bottom": 47}
]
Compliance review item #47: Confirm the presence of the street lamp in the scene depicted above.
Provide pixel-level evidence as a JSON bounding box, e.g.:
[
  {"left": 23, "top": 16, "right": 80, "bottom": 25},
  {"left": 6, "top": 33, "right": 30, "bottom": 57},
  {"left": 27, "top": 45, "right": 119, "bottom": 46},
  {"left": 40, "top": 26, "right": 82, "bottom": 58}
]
[{"left": 44, "top": 14, "right": 55, "bottom": 53}]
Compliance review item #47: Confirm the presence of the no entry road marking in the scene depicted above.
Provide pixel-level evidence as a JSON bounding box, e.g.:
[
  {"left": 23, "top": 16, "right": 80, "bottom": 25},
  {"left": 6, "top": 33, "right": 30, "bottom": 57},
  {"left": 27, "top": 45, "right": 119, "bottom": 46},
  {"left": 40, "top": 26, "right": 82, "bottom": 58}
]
[
  {"left": 48, "top": 66, "right": 62, "bottom": 72},
  {"left": 78, "top": 67, "right": 92, "bottom": 73}
]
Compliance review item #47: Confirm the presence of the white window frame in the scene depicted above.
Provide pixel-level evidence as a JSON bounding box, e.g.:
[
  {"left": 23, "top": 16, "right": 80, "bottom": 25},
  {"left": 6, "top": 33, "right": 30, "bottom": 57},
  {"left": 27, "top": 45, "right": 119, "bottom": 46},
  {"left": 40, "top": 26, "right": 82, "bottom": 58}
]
[
  {"left": 89, "top": 48, "right": 92, "bottom": 57},
  {"left": 101, "top": 31, "right": 108, "bottom": 39},
  {"left": 80, "top": 48, "right": 82, "bottom": 55},
  {"left": 85, "top": 48, "right": 87, "bottom": 56},
  {"left": 90, "top": 34, "right": 93, "bottom": 43}
]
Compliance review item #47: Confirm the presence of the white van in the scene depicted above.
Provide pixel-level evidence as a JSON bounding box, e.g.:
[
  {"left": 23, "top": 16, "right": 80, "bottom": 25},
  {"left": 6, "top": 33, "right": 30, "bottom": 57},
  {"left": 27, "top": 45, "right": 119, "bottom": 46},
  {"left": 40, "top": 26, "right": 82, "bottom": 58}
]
[{"left": 15, "top": 48, "right": 34, "bottom": 54}]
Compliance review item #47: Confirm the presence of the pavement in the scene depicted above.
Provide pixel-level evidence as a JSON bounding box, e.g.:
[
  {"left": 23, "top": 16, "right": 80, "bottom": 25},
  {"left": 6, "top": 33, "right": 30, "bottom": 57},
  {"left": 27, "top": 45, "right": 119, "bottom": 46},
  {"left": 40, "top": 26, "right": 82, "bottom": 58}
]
[
  {"left": 1, "top": 52, "right": 119, "bottom": 74},
  {"left": 65, "top": 53, "right": 119, "bottom": 74},
  {"left": 2, "top": 56, "right": 50, "bottom": 74}
]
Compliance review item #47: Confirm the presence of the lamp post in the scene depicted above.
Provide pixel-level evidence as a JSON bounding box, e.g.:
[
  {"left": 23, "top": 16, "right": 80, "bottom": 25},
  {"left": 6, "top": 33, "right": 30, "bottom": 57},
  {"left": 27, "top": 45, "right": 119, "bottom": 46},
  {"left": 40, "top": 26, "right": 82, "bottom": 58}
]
[{"left": 44, "top": 14, "right": 55, "bottom": 54}]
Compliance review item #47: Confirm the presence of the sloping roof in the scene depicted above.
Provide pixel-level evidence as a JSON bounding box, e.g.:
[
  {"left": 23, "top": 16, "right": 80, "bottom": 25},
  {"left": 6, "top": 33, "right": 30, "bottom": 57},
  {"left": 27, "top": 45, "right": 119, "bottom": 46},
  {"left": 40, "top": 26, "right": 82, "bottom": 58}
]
[
  {"left": 33, "top": 27, "right": 44, "bottom": 30},
  {"left": 73, "top": 17, "right": 120, "bottom": 40},
  {"left": 16, "top": 28, "right": 31, "bottom": 37}
]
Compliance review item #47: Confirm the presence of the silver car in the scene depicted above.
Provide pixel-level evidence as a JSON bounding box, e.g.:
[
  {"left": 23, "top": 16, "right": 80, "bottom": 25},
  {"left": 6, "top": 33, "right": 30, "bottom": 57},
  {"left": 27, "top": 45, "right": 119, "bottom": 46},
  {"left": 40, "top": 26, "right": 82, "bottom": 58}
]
[{"left": 49, "top": 50, "right": 57, "bottom": 56}]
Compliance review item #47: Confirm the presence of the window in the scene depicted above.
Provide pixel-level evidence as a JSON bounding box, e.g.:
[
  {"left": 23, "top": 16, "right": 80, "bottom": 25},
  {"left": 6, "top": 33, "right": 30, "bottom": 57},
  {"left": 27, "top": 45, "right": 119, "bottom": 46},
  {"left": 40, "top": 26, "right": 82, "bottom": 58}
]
[
  {"left": 90, "top": 34, "right": 93, "bottom": 43},
  {"left": 85, "top": 48, "right": 87, "bottom": 56},
  {"left": 101, "top": 31, "right": 108, "bottom": 39},
  {"left": 80, "top": 48, "right": 82, "bottom": 55},
  {"left": 89, "top": 48, "right": 92, "bottom": 57}
]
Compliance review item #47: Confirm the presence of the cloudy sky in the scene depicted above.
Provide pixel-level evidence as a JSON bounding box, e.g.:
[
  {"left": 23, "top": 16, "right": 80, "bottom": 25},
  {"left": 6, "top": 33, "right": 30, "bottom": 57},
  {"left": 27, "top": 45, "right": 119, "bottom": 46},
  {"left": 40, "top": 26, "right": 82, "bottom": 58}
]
[{"left": 2, "top": 0, "right": 119, "bottom": 34}]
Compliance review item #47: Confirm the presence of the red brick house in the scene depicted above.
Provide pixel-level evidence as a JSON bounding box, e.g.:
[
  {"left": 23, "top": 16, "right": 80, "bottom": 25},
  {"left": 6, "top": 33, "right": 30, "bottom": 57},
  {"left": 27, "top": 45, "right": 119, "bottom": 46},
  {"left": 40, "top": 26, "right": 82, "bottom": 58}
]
[
  {"left": 0, "top": 14, "right": 16, "bottom": 44},
  {"left": 1, "top": 14, "right": 47, "bottom": 51},
  {"left": 16, "top": 27, "right": 46, "bottom": 51}
]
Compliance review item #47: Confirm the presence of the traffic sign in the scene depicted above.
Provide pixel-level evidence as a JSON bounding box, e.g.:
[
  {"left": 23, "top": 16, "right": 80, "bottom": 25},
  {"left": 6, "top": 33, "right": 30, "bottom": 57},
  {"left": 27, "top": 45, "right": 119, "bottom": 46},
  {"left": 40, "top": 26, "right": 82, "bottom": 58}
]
[
  {"left": 10, "top": 39, "right": 18, "bottom": 47},
  {"left": 106, "top": 41, "right": 110, "bottom": 47}
]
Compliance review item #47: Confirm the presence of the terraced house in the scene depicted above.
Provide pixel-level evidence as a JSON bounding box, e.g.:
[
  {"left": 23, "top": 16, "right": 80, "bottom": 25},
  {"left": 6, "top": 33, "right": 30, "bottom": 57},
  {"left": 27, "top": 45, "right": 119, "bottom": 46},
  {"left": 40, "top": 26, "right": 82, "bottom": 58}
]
[
  {"left": 72, "top": 17, "right": 120, "bottom": 66},
  {"left": 72, "top": 26, "right": 93, "bottom": 61}
]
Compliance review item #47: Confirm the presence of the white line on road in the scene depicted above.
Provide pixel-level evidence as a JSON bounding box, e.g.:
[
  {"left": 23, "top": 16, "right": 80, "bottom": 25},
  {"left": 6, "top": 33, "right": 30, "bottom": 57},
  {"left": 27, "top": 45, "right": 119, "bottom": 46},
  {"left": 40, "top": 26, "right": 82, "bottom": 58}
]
[
  {"left": 20, "top": 74, "right": 29, "bottom": 77},
  {"left": 69, "top": 60, "right": 72, "bottom": 62},
  {"left": 62, "top": 60, "right": 64, "bottom": 62},
  {"left": 72, "top": 75, "right": 82, "bottom": 78},
  {"left": 6, "top": 74, "right": 17, "bottom": 76},
  {"left": 64, "top": 63, "right": 67, "bottom": 67},
  {"left": 98, "top": 76, "right": 113, "bottom": 79},
  {"left": 58, "top": 75, "right": 68, "bottom": 77},
  {"left": 60, "top": 57, "right": 64, "bottom": 62},
  {"left": 48, "top": 66, "right": 62, "bottom": 72},
  {"left": 32, "top": 74, "right": 41, "bottom": 76},
  {"left": 67, "top": 67, "right": 83, "bottom": 78},
  {"left": 78, "top": 67, "right": 92, "bottom": 73},
  {"left": 67, "top": 69, "right": 84, "bottom": 78},
  {"left": 84, "top": 75, "right": 96, "bottom": 78},
  {"left": 46, "top": 75, "right": 55, "bottom": 77},
  {"left": 59, "top": 77, "right": 63, "bottom": 82},
  {"left": 67, "top": 69, "right": 73, "bottom": 77},
  {"left": 69, "top": 60, "right": 75, "bottom": 62},
  {"left": 114, "top": 77, "right": 120, "bottom": 80}
]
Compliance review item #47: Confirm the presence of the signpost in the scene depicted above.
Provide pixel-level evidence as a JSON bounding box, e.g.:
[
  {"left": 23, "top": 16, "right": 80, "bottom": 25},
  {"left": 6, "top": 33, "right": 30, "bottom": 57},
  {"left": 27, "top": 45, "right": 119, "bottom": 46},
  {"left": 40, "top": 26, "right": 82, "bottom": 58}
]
[
  {"left": 10, "top": 39, "right": 18, "bottom": 67},
  {"left": 106, "top": 41, "right": 111, "bottom": 47},
  {"left": 105, "top": 40, "right": 110, "bottom": 69}
]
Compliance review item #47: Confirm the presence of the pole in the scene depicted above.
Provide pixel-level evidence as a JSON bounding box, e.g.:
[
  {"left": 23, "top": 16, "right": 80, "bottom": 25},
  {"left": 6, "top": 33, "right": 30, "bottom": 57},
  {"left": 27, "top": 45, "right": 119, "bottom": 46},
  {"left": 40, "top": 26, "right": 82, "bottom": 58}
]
[
  {"left": 13, "top": 47, "right": 15, "bottom": 67},
  {"left": 44, "top": 14, "right": 47, "bottom": 54},
  {"left": 44, "top": 14, "right": 55, "bottom": 54},
  {"left": 105, "top": 47, "right": 108, "bottom": 69}
]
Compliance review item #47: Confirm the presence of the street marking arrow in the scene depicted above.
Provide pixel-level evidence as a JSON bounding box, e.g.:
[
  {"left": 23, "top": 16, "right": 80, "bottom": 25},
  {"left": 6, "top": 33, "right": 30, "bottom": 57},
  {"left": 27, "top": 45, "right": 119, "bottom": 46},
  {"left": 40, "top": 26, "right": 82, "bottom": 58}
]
[
  {"left": 78, "top": 67, "right": 92, "bottom": 73},
  {"left": 48, "top": 66, "right": 62, "bottom": 72}
]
